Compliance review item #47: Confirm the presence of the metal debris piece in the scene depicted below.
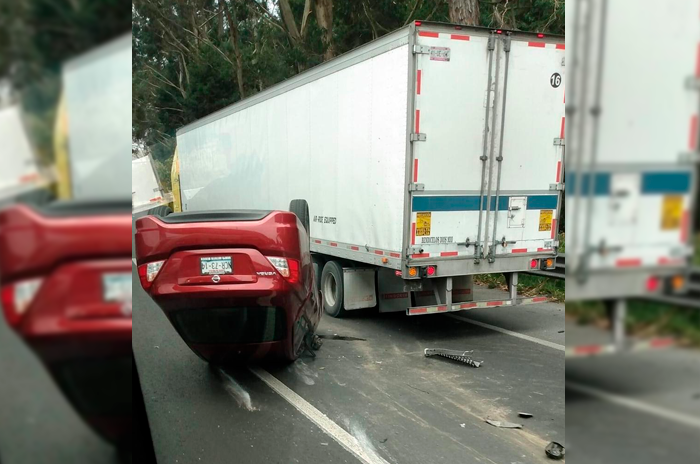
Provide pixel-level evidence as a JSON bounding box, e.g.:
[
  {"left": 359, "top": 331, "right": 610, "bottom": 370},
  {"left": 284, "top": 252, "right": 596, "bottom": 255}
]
[
  {"left": 485, "top": 420, "right": 522, "bottom": 429},
  {"left": 545, "top": 442, "right": 565, "bottom": 460},
  {"left": 518, "top": 412, "right": 533, "bottom": 418},
  {"left": 424, "top": 348, "right": 483, "bottom": 367}
]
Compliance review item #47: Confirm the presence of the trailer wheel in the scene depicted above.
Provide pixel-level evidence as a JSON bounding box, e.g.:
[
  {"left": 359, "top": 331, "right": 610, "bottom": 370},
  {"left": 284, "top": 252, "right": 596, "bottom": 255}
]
[
  {"left": 289, "top": 199, "right": 310, "bottom": 234},
  {"left": 146, "top": 205, "right": 172, "bottom": 218},
  {"left": 311, "top": 254, "right": 325, "bottom": 293},
  {"left": 321, "top": 261, "right": 346, "bottom": 318}
]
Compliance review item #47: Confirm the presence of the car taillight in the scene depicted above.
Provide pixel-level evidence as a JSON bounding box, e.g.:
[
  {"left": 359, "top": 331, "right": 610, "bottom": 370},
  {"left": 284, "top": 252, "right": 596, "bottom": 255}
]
[
  {"left": 138, "top": 260, "right": 165, "bottom": 290},
  {"left": 267, "top": 257, "right": 300, "bottom": 284},
  {"left": 1, "top": 278, "right": 43, "bottom": 328}
]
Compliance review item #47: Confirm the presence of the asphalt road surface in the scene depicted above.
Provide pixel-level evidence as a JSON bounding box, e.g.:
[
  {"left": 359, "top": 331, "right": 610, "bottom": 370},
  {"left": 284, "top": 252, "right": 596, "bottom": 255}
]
[
  {"left": 133, "top": 261, "right": 565, "bottom": 464},
  {"left": 566, "top": 321, "right": 700, "bottom": 464},
  {"left": 0, "top": 312, "right": 118, "bottom": 464}
]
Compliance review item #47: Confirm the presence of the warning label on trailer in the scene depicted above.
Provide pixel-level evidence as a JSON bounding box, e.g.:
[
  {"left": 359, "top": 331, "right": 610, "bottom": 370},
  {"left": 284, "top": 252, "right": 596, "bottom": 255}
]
[
  {"left": 539, "top": 210, "right": 553, "bottom": 232},
  {"left": 661, "top": 195, "right": 683, "bottom": 230},
  {"left": 416, "top": 212, "right": 432, "bottom": 236},
  {"left": 430, "top": 47, "right": 451, "bottom": 61}
]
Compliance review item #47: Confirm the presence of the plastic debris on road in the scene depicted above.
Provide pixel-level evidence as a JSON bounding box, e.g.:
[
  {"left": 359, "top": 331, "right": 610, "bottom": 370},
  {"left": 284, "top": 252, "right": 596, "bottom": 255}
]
[
  {"left": 485, "top": 420, "right": 522, "bottom": 429},
  {"left": 545, "top": 442, "right": 565, "bottom": 460}
]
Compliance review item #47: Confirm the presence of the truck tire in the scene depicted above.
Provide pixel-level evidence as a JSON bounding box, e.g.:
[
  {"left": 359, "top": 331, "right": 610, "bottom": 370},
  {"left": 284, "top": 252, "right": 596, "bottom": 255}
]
[
  {"left": 146, "top": 205, "right": 172, "bottom": 218},
  {"left": 321, "top": 261, "right": 347, "bottom": 318},
  {"left": 311, "top": 254, "right": 325, "bottom": 293},
  {"left": 289, "top": 199, "right": 310, "bottom": 233}
]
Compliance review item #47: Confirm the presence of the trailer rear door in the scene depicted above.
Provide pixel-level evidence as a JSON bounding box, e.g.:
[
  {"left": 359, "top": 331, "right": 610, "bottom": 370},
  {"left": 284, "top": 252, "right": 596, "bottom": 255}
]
[{"left": 408, "top": 26, "right": 564, "bottom": 261}]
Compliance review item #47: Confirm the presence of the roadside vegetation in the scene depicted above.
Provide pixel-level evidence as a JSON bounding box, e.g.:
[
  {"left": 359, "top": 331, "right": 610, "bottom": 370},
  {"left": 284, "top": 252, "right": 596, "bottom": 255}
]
[{"left": 565, "top": 233, "right": 700, "bottom": 347}]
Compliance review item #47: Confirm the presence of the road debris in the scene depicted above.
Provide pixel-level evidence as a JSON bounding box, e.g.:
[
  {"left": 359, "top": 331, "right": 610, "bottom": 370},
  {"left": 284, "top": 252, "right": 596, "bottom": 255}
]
[
  {"left": 459, "top": 423, "right": 466, "bottom": 428},
  {"left": 424, "top": 348, "right": 483, "bottom": 367},
  {"left": 518, "top": 412, "right": 533, "bottom": 418},
  {"left": 545, "top": 442, "right": 565, "bottom": 460},
  {"left": 485, "top": 420, "right": 522, "bottom": 429}
]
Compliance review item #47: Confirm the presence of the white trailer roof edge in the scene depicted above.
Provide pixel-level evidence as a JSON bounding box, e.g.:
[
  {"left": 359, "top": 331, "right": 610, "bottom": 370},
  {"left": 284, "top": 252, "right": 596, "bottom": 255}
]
[{"left": 176, "top": 22, "right": 564, "bottom": 137}]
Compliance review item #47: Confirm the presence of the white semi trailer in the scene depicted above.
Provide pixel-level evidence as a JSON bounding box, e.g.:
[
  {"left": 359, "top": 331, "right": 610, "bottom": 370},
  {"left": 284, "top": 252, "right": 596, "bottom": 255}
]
[
  {"left": 565, "top": 0, "right": 699, "bottom": 356},
  {"left": 0, "top": 105, "right": 47, "bottom": 207},
  {"left": 175, "top": 22, "right": 565, "bottom": 317},
  {"left": 131, "top": 156, "right": 166, "bottom": 213}
]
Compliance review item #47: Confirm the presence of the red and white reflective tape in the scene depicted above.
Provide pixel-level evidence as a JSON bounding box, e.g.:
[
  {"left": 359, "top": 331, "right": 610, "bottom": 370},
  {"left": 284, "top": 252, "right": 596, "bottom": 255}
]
[
  {"left": 19, "top": 173, "right": 40, "bottom": 183},
  {"left": 418, "top": 31, "right": 471, "bottom": 41},
  {"left": 615, "top": 258, "right": 642, "bottom": 268},
  {"left": 407, "top": 295, "right": 546, "bottom": 316},
  {"left": 566, "top": 337, "right": 674, "bottom": 358},
  {"left": 528, "top": 42, "right": 565, "bottom": 50},
  {"left": 149, "top": 196, "right": 163, "bottom": 203},
  {"left": 657, "top": 257, "right": 686, "bottom": 266},
  {"left": 410, "top": 248, "right": 555, "bottom": 259},
  {"left": 311, "top": 238, "right": 401, "bottom": 259}
]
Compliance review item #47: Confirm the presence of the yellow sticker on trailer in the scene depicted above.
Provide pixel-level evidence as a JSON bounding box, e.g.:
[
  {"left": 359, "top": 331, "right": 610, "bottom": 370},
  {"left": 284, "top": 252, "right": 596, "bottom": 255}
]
[
  {"left": 539, "top": 210, "right": 553, "bottom": 232},
  {"left": 416, "top": 212, "right": 431, "bottom": 236},
  {"left": 661, "top": 195, "right": 683, "bottom": 230}
]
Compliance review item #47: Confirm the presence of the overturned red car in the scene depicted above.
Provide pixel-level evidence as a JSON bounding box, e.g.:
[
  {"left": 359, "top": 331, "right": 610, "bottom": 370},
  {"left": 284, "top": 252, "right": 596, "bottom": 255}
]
[
  {"left": 0, "top": 200, "right": 133, "bottom": 454},
  {"left": 134, "top": 205, "right": 322, "bottom": 364}
]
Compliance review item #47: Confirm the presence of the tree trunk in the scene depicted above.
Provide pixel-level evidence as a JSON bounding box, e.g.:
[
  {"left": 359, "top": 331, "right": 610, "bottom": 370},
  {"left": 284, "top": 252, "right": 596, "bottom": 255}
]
[
  {"left": 448, "top": 0, "right": 479, "bottom": 26},
  {"left": 315, "top": 0, "right": 334, "bottom": 61},
  {"left": 222, "top": 0, "right": 245, "bottom": 99},
  {"left": 278, "top": 0, "right": 302, "bottom": 44}
]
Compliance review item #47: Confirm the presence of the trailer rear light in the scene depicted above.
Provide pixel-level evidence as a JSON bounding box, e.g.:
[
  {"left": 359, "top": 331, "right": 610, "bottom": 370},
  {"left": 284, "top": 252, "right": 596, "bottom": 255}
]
[
  {"left": 671, "top": 275, "right": 685, "bottom": 290},
  {"left": 414, "top": 21, "right": 422, "bottom": 26},
  {"left": 1, "top": 278, "right": 43, "bottom": 328},
  {"left": 541, "top": 258, "right": 555, "bottom": 270},
  {"left": 426, "top": 265, "right": 437, "bottom": 277},
  {"left": 267, "top": 257, "right": 300, "bottom": 284},
  {"left": 530, "top": 259, "right": 539, "bottom": 269},
  {"left": 537, "top": 33, "right": 545, "bottom": 38},
  {"left": 496, "top": 30, "right": 503, "bottom": 34},
  {"left": 408, "top": 267, "right": 418, "bottom": 277},
  {"left": 645, "top": 276, "right": 660, "bottom": 292},
  {"left": 138, "top": 260, "right": 165, "bottom": 290}
]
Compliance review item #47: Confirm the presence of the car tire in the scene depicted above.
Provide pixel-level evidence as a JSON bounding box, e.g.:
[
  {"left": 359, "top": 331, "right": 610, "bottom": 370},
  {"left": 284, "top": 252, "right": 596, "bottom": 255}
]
[
  {"left": 321, "top": 260, "right": 347, "bottom": 318},
  {"left": 289, "top": 199, "right": 310, "bottom": 234}
]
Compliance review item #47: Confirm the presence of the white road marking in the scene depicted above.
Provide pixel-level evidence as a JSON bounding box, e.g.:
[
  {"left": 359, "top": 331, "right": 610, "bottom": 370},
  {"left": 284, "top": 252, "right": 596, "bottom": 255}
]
[
  {"left": 567, "top": 381, "right": 700, "bottom": 430},
  {"left": 445, "top": 313, "right": 565, "bottom": 351},
  {"left": 250, "top": 367, "right": 391, "bottom": 464}
]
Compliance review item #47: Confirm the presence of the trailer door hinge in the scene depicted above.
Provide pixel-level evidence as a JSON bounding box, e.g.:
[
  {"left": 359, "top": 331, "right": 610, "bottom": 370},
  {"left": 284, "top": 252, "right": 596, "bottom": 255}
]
[
  {"left": 549, "top": 183, "right": 565, "bottom": 191},
  {"left": 413, "top": 45, "right": 431, "bottom": 55},
  {"left": 553, "top": 138, "right": 565, "bottom": 146},
  {"left": 410, "top": 133, "right": 427, "bottom": 142},
  {"left": 685, "top": 76, "right": 700, "bottom": 91},
  {"left": 678, "top": 152, "right": 700, "bottom": 164},
  {"left": 409, "top": 183, "right": 425, "bottom": 192}
]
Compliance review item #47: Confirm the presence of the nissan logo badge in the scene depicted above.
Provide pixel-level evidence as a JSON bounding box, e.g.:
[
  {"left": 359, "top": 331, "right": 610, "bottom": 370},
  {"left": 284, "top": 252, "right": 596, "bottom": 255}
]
[{"left": 211, "top": 274, "right": 221, "bottom": 283}]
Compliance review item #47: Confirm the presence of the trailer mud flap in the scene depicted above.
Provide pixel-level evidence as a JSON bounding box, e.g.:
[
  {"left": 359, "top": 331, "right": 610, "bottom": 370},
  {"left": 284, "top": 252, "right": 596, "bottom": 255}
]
[{"left": 406, "top": 296, "right": 548, "bottom": 315}]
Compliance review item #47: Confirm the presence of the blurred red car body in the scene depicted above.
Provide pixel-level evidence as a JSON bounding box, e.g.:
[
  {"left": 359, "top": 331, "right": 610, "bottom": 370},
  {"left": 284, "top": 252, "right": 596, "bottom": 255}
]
[
  {"left": 0, "top": 201, "right": 132, "bottom": 448},
  {"left": 134, "top": 209, "right": 321, "bottom": 363}
]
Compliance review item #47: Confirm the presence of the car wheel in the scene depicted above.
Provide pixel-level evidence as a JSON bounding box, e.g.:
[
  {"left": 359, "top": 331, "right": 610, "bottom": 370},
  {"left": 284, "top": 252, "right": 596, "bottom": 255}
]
[
  {"left": 321, "top": 261, "right": 346, "bottom": 318},
  {"left": 289, "top": 199, "right": 310, "bottom": 234},
  {"left": 146, "top": 205, "right": 172, "bottom": 218}
]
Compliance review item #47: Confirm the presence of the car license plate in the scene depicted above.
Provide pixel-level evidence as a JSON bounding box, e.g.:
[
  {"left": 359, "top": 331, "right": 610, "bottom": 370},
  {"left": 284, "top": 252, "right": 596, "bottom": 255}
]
[
  {"left": 200, "top": 256, "right": 232, "bottom": 275},
  {"left": 102, "top": 273, "right": 132, "bottom": 302}
]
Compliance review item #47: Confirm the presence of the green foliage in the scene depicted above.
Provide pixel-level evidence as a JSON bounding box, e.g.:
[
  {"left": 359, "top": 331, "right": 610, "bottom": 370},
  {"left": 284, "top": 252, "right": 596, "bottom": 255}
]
[{"left": 132, "top": 0, "right": 565, "bottom": 159}]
